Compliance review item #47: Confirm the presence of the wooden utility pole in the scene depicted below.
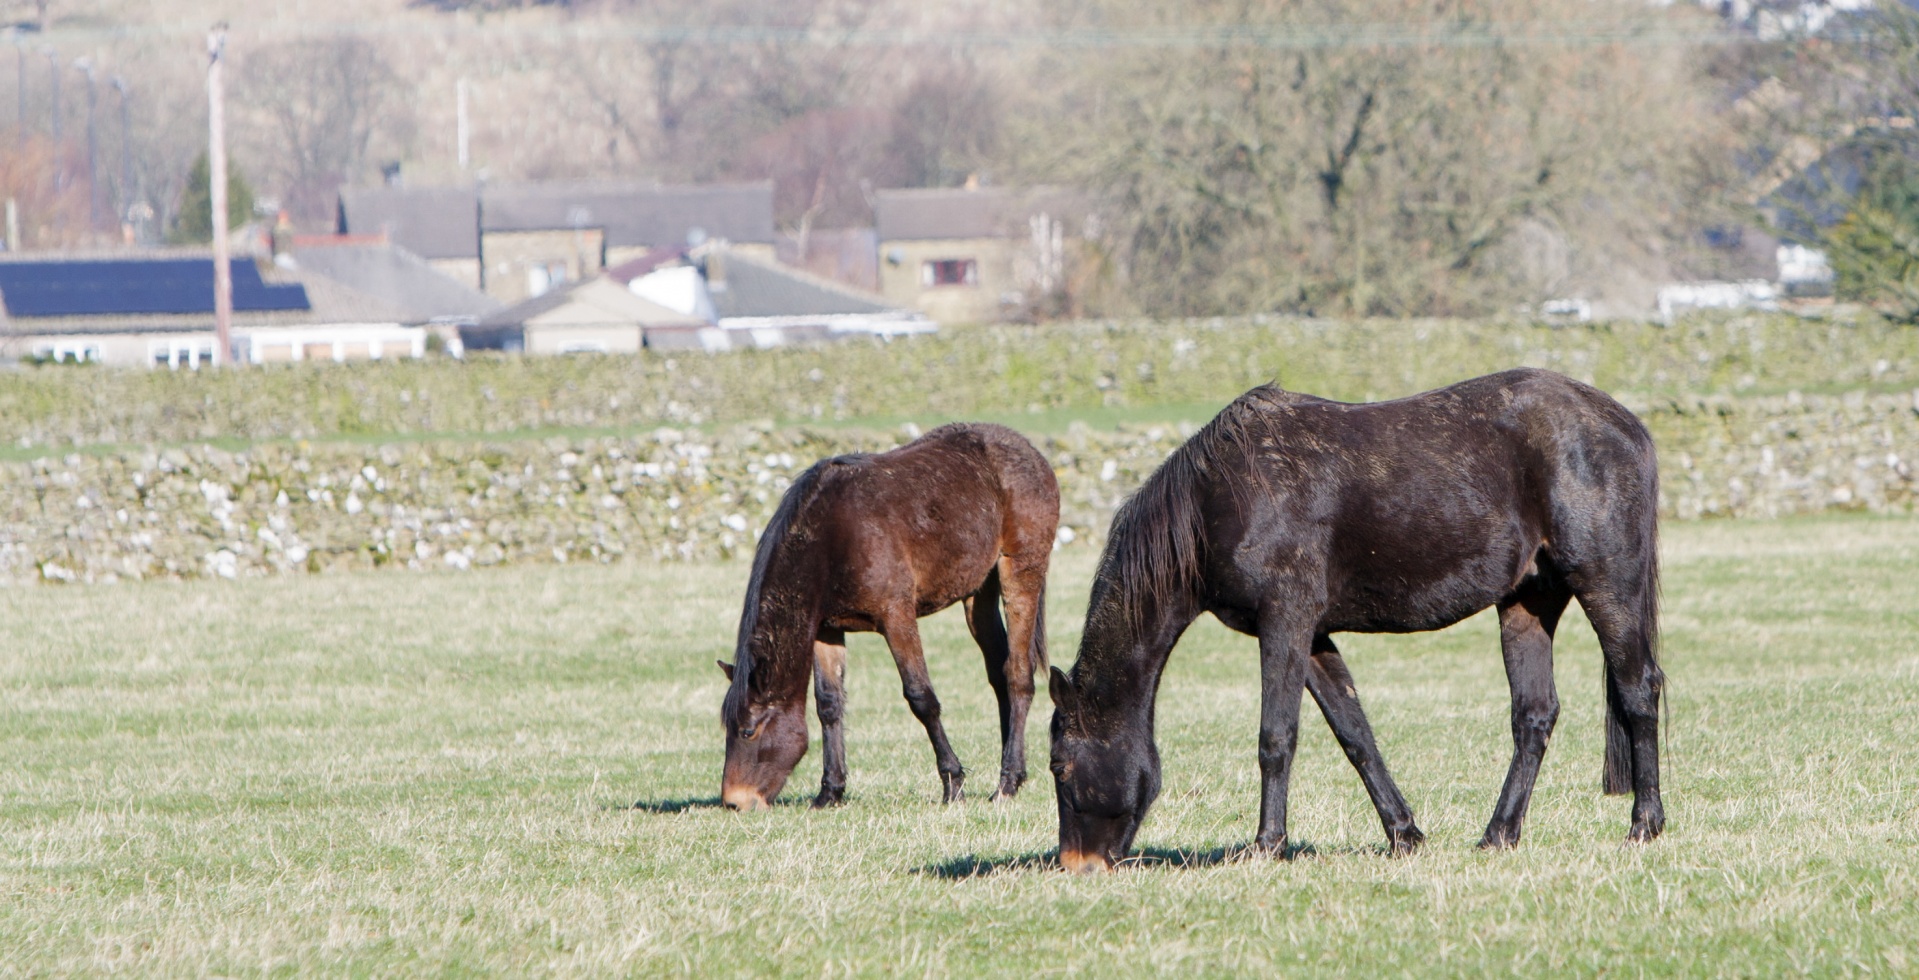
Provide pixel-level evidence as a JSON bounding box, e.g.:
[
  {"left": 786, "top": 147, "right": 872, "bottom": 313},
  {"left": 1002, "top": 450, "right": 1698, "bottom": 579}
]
[{"left": 207, "top": 26, "right": 231, "bottom": 366}]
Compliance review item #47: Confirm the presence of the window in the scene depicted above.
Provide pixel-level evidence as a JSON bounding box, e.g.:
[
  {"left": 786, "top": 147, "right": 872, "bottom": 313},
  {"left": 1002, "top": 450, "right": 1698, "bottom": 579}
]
[
  {"left": 921, "top": 258, "right": 978, "bottom": 288},
  {"left": 149, "top": 341, "right": 217, "bottom": 370},
  {"left": 32, "top": 342, "right": 100, "bottom": 364}
]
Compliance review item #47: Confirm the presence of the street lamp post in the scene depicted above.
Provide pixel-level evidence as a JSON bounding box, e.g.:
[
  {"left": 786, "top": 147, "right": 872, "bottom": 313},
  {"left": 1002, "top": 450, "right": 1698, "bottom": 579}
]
[
  {"left": 41, "top": 46, "right": 56, "bottom": 140},
  {"left": 110, "top": 76, "right": 132, "bottom": 231},
  {"left": 8, "top": 30, "right": 22, "bottom": 149},
  {"left": 74, "top": 58, "right": 98, "bottom": 229}
]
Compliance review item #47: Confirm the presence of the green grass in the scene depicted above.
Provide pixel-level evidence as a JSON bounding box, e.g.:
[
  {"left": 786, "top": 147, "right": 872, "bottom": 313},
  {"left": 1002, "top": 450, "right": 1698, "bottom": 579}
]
[{"left": 3, "top": 514, "right": 1917, "bottom": 974}]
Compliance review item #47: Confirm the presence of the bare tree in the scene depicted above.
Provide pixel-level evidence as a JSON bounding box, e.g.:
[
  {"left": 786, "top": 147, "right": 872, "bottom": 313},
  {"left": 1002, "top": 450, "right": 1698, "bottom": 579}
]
[
  {"left": 1020, "top": 0, "right": 1727, "bottom": 318},
  {"left": 237, "top": 37, "right": 414, "bottom": 225}
]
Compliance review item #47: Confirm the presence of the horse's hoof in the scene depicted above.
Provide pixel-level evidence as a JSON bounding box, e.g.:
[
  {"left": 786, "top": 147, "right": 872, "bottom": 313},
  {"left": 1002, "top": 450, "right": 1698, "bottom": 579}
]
[
  {"left": 811, "top": 789, "right": 845, "bottom": 809},
  {"left": 1250, "top": 834, "right": 1289, "bottom": 859},
  {"left": 1389, "top": 827, "right": 1426, "bottom": 856},
  {"left": 1478, "top": 827, "right": 1520, "bottom": 850},
  {"left": 940, "top": 773, "right": 965, "bottom": 804}
]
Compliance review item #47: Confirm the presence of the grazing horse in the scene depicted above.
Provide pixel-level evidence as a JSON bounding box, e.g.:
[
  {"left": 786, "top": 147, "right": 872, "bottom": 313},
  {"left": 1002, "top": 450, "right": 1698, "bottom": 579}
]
[
  {"left": 718, "top": 423, "right": 1059, "bottom": 810},
  {"left": 1049, "top": 369, "right": 1663, "bottom": 872}
]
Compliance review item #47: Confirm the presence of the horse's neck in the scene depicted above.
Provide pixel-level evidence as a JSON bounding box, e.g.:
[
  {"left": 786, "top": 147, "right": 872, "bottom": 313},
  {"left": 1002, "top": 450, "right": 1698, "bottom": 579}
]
[
  {"left": 1077, "top": 588, "right": 1198, "bottom": 723},
  {"left": 742, "top": 581, "right": 820, "bottom": 700}
]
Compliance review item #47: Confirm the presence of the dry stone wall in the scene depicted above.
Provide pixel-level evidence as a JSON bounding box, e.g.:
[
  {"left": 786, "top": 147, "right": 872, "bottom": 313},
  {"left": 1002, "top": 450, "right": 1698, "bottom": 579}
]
[{"left": 3, "top": 390, "right": 1916, "bottom": 585}]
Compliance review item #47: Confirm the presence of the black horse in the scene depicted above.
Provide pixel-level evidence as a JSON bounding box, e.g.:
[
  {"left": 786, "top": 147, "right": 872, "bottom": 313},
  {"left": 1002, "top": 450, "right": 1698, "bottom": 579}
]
[{"left": 1049, "top": 369, "right": 1663, "bottom": 872}]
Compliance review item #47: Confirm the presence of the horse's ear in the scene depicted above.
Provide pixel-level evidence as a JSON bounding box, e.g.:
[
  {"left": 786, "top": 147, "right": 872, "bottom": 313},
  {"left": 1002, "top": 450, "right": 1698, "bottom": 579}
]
[
  {"left": 1048, "top": 667, "right": 1079, "bottom": 716},
  {"left": 717, "top": 660, "right": 735, "bottom": 681}
]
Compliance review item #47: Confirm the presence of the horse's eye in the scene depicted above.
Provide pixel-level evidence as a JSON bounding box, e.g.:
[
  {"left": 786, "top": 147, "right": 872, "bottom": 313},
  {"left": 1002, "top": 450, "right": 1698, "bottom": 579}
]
[{"left": 738, "top": 726, "right": 759, "bottom": 741}]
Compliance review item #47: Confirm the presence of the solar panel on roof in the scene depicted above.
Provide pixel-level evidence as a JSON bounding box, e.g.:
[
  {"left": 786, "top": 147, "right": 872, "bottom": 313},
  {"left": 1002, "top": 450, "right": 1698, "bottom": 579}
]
[{"left": 0, "top": 259, "right": 311, "bottom": 317}]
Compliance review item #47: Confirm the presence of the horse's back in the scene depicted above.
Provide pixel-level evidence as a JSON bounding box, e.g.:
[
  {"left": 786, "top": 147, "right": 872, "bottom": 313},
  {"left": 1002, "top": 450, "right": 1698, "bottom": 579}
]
[
  {"left": 811, "top": 424, "right": 1056, "bottom": 617},
  {"left": 1211, "top": 369, "right": 1656, "bottom": 633}
]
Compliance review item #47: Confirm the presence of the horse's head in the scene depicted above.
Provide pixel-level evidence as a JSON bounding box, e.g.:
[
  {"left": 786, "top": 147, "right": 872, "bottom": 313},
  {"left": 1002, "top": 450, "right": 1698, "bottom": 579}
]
[
  {"left": 717, "top": 659, "right": 808, "bottom": 811},
  {"left": 1048, "top": 667, "right": 1160, "bottom": 873}
]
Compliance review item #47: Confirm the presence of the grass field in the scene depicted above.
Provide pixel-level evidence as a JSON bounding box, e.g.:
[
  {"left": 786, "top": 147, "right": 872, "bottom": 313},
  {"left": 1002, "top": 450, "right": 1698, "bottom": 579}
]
[{"left": 3, "top": 514, "right": 1917, "bottom": 975}]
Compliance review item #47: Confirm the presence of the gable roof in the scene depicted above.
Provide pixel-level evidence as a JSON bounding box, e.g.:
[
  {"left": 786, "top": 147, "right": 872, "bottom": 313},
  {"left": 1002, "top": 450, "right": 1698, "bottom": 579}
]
[
  {"left": 0, "top": 249, "right": 409, "bottom": 335},
  {"left": 289, "top": 242, "right": 501, "bottom": 323},
  {"left": 0, "top": 254, "right": 309, "bottom": 318},
  {"left": 480, "top": 181, "right": 775, "bottom": 248},
  {"left": 874, "top": 186, "right": 1091, "bottom": 242},
  {"left": 478, "top": 276, "right": 706, "bottom": 330},
  {"left": 337, "top": 186, "right": 479, "bottom": 260},
  {"left": 339, "top": 182, "right": 777, "bottom": 259},
  {"left": 709, "top": 251, "right": 897, "bottom": 319}
]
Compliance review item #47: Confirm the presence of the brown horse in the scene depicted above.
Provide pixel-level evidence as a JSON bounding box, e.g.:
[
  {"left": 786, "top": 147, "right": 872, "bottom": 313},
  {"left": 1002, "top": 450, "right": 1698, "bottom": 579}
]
[
  {"left": 1049, "top": 369, "right": 1664, "bottom": 871},
  {"left": 718, "top": 423, "right": 1060, "bottom": 810}
]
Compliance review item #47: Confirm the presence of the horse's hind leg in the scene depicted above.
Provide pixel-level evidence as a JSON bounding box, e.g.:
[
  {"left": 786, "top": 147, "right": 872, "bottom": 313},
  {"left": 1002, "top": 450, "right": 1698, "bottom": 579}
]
[
  {"left": 812, "top": 629, "right": 849, "bottom": 808},
  {"left": 993, "top": 555, "right": 1046, "bottom": 801},
  {"left": 1583, "top": 587, "right": 1665, "bottom": 843},
  {"left": 964, "top": 567, "right": 1027, "bottom": 800},
  {"left": 880, "top": 611, "right": 965, "bottom": 803},
  {"left": 1481, "top": 579, "right": 1572, "bottom": 849},
  {"left": 1305, "top": 635, "right": 1424, "bottom": 854}
]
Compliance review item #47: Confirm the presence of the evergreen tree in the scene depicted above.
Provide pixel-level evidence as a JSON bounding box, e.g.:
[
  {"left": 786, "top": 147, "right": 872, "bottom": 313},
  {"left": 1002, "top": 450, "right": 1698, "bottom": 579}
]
[{"left": 169, "top": 152, "right": 255, "bottom": 245}]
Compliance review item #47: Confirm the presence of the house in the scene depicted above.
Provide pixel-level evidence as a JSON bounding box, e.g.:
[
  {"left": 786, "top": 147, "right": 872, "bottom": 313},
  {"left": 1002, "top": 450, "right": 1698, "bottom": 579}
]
[
  {"left": 0, "top": 249, "right": 423, "bottom": 368},
  {"left": 338, "top": 181, "right": 777, "bottom": 306},
  {"left": 873, "top": 186, "right": 1086, "bottom": 325},
  {"left": 462, "top": 276, "right": 706, "bottom": 355},
  {"left": 617, "top": 246, "right": 932, "bottom": 352},
  {"left": 331, "top": 186, "right": 481, "bottom": 290}
]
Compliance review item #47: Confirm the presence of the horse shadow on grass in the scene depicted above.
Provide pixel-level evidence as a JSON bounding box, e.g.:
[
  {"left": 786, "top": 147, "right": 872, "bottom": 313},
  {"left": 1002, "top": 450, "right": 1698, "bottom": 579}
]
[
  {"left": 916, "top": 841, "right": 1333, "bottom": 880},
  {"left": 624, "top": 795, "right": 810, "bottom": 814}
]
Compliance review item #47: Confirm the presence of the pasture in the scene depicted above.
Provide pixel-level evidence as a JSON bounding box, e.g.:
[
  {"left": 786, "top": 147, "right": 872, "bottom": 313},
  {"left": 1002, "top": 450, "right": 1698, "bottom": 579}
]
[{"left": 2, "top": 514, "right": 1916, "bottom": 974}]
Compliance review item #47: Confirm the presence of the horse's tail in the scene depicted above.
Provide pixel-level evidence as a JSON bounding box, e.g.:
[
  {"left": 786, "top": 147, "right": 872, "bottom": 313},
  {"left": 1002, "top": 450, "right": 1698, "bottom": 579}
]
[{"left": 1603, "top": 463, "right": 1661, "bottom": 796}]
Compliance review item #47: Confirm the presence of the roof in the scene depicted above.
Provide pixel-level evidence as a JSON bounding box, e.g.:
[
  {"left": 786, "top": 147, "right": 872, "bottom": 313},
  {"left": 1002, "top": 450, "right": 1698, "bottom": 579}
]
[
  {"left": 0, "top": 255, "right": 308, "bottom": 317},
  {"left": 336, "top": 182, "right": 777, "bottom": 257},
  {"left": 709, "top": 251, "right": 897, "bottom": 319},
  {"left": 336, "top": 186, "right": 478, "bottom": 260},
  {"left": 478, "top": 277, "right": 706, "bottom": 330},
  {"left": 480, "top": 181, "right": 775, "bottom": 248},
  {"left": 288, "top": 242, "right": 501, "bottom": 323},
  {"left": 0, "top": 250, "right": 410, "bottom": 335},
  {"left": 605, "top": 245, "right": 690, "bottom": 284},
  {"left": 873, "top": 186, "right": 1091, "bottom": 242}
]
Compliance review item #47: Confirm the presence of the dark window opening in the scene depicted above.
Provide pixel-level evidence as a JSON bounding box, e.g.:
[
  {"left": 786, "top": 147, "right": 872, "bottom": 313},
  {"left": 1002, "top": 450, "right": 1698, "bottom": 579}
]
[{"left": 922, "top": 258, "right": 978, "bottom": 287}]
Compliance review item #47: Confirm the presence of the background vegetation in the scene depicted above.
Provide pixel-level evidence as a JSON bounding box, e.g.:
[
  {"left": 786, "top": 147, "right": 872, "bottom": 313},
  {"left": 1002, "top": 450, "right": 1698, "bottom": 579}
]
[{"left": 4, "top": 1, "right": 1916, "bottom": 315}]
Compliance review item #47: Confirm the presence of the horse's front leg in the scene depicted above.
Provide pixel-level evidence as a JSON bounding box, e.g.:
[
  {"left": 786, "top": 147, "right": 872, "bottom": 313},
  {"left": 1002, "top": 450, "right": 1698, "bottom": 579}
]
[
  {"left": 1304, "top": 635, "right": 1424, "bottom": 854},
  {"left": 880, "top": 611, "right": 965, "bottom": 803},
  {"left": 1254, "top": 616, "right": 1314, "bottom": 855},
  {"left": 812, "top": 629, "right": 849, "bottom": 808}
]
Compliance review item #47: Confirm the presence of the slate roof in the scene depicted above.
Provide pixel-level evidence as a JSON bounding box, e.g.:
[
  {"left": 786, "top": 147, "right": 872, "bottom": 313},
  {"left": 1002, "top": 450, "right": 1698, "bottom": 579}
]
[
  {"left": 289, "top": 242, "right": 501, "bottom": 323},
  {"left": 477, "top": 277, "right": 705, "bottom": 330},
  {"left": 336, "top": 186, "right": 479, "bottom": 260},
  {"left": 874, "top": 187, "right": 1090, "bottom": 242},
  {"left": 337, "top": 182, "right": 776, "bottom": 258},
  {"left": 709, "top": 251, "right": 897, "bottom": 319},
  {"left": 480, "top": 181, "right": 775, "bottom": 248}
]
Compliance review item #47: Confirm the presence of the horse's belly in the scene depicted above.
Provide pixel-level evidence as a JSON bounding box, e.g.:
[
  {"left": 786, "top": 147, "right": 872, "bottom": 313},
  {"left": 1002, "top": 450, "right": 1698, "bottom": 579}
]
[{"left": 1321, "top": 560, "right": 1518, "bottom": 634}]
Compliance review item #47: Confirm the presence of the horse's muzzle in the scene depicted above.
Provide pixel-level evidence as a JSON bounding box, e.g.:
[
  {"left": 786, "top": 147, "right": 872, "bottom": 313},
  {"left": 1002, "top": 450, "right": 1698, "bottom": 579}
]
[
  {"left": 1059, "top": 846, "right": 1114, "bottom": 874},
  {"left": 721, "top": 784, "right": 771, "bottom": 811}
]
